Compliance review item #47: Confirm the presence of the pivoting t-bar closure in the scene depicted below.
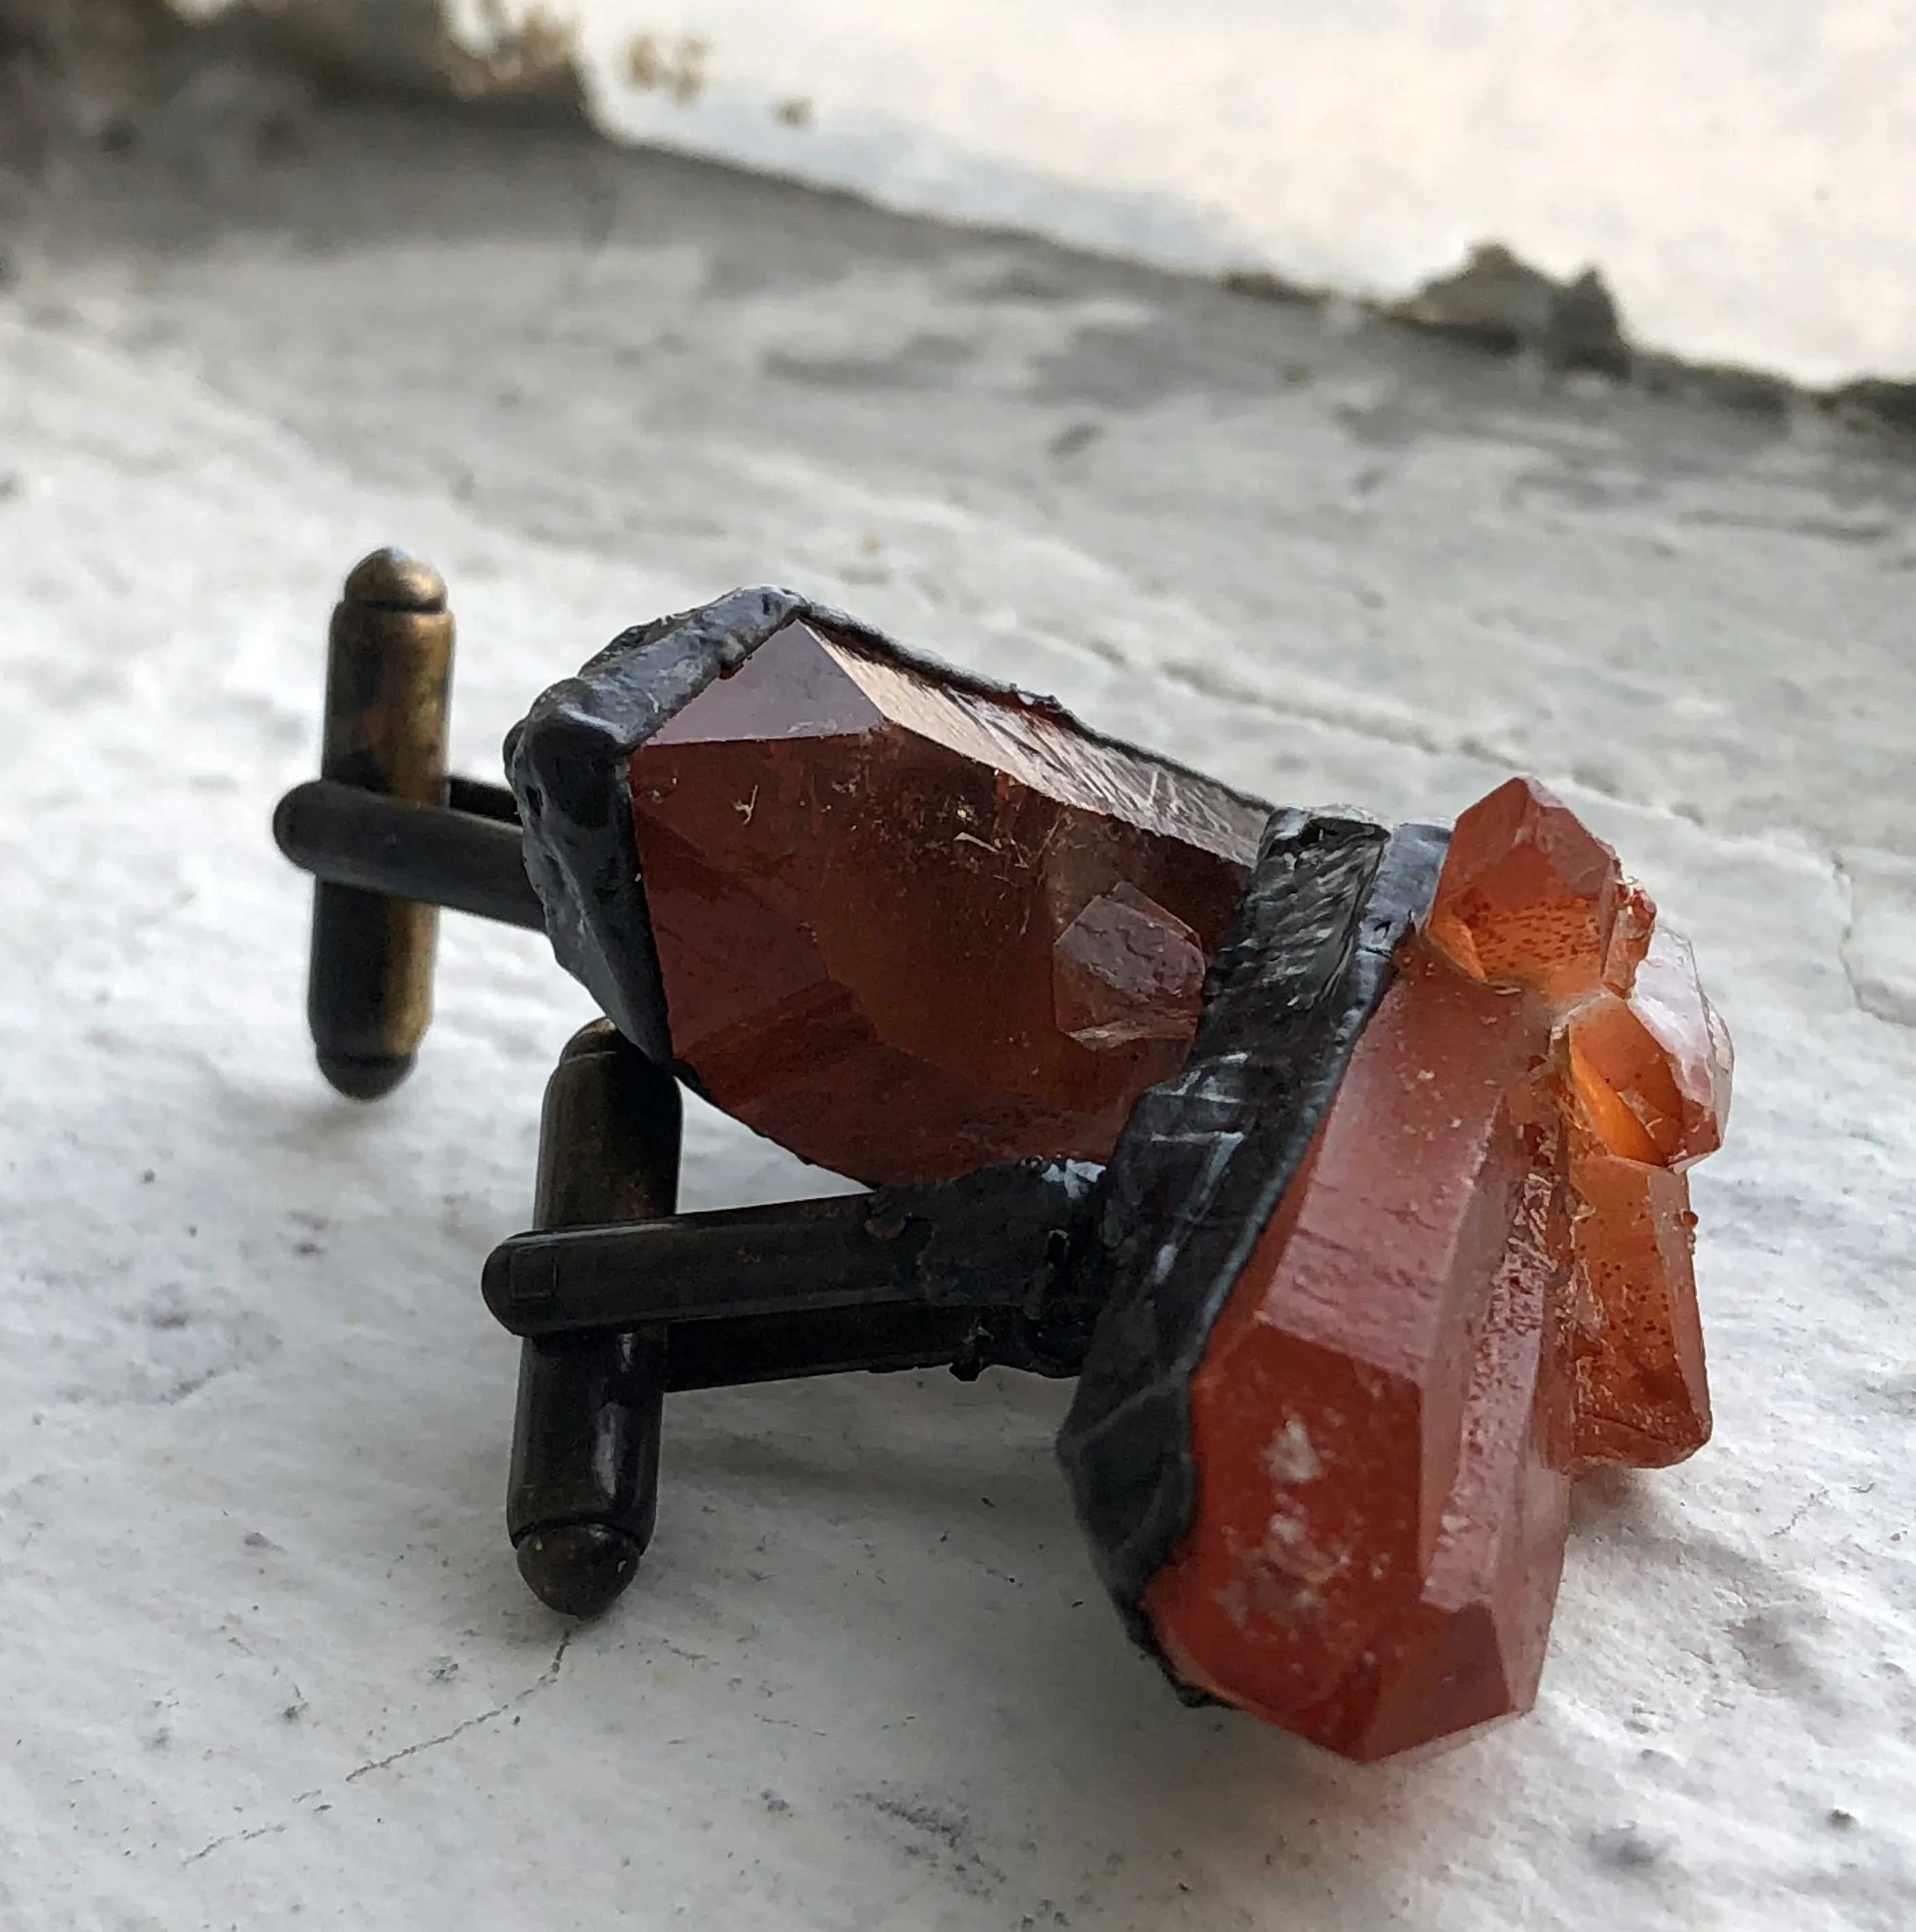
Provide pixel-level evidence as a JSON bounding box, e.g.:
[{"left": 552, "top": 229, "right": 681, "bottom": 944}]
[
  {"left": 274, "top": 778, "right": 546, "bottom": 931},
  {"left": 277, "top": 548, "right": 554, "bottom": 1101},
  {"left": 482, "top": 1158, "right": 1099, "bottom": 1380}
]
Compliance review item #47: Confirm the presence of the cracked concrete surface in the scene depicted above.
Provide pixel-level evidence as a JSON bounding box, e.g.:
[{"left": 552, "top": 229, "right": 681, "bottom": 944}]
[
  {"left": 339, "top": 1627, "right": 574, "bottom": 1788},
  {"left": 1, "top": 95, "right": 1914, "bottom": 1932},
  {"left": 184, "top": 1626, "right": 576, "bottom": 1867}
]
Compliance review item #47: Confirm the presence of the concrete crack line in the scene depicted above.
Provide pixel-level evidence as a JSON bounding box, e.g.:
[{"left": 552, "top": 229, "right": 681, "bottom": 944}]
[
  {"left": 1153, "top": 647, "right": 1466, "bottom": 767},
  {"left": 181, "top": 1631, "right": 575, "bottom": 1868},
  {"left": 1771, "top": 1486, "right": 1830, "bottom": 1539},
  {"left": 343, "top": 1628, "right": 575, "bottom": 1785},
  {"left": 1812, "top": 844, "right": 1913, "bottom": 1031},
  {"left": 184, "top": 1819, "right": 293, "bottom": 1867},
  {"left": 1830, "top": 848, "right": 1867, "bottom": 1016},
  {"left": 223, "top": 1626, "right": 308, "bottom": 1717}
]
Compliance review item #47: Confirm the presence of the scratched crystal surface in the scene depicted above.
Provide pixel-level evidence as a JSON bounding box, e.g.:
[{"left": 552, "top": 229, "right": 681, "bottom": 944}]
[
  {"left": 1143, "top": 776, "right": 1729, "bottom": 1758},
  {"left": 1052, "top": 881, "right": 1207, "bottom": 1050},
  {"left": 628, "top": 619, "right": 1266, "bottom": 1184}
]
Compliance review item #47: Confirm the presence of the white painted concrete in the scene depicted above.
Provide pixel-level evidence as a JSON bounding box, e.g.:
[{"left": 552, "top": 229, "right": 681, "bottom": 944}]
[
  {"left": 1, "top": 96, "right": 1913, "bottom": 1932},
  {"left": 498, "top": 0, "right": 1916, "bottom": 384}
]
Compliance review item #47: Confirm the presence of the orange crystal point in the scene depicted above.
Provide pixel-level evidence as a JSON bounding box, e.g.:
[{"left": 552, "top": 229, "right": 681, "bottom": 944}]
[
  {"left": 1292, "top": 1160, "right": 1579, "bottom": 1759},
  {"left": 1425, "top": 776, "right": 1623, "bottom": 999},
  {"left": 1566, "top": 1128, "right": 1711, "bottom": 1468},
  {"left": 1567, "top": 999, "right": 1682, "bottom": 1166},
  {"left": 1419, "top": 777, "right": 1722, "bottom": 1470},
  {"left": 628, "top": 618, "right": 1264, "bottom": 1184},
  {"left": 1141, "top": 944, "right": 1567, "bottom": 1753},
  {"left": 1618, "top": 927, "right": 1733, "bottom": 1166},
  {"left": 1567, "top": 927, "right": 1733, "bottom": 1171},
  {"left": 1602, "top": 878, "right": 1658, "bottom": 994}
]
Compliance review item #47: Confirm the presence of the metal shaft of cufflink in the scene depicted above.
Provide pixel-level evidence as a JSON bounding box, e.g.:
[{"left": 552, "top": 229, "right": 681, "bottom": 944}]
[
  {"left": 272, "top": 552, "right": 692, "bottom": 1620},
  {"left": 493, "top": 1035, "right": 1109, "bottom": 1622},
  {"left": 482, "top": 1159, "right": 1098, "bottom": 1393},
  {"left": 489, "top": 1152, "right": 1094, "bottom": 1619}
]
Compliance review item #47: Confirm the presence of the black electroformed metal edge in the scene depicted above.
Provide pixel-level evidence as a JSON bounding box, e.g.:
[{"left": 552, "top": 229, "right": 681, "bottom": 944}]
[
  {"left": 483, "top": 1157, "right": 1095, "bottom": 1336},
  {"left": 1054, "top": 810, "right": 1451, "bottom": 1682},
  {"left": 501, "top": 586, "right": 1275, "bottom": 1065}
]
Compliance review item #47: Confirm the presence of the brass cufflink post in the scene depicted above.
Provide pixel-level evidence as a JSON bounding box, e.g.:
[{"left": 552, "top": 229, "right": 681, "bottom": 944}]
[
  {"left": 300, "top": 549, "right": 456, "bottom": 1099},
  {"left": 508, "top": 1020, "right": 681, "bottom": 1618}
]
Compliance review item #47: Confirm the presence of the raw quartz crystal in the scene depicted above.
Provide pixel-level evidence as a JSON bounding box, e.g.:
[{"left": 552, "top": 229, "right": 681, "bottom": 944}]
[
  {"left": 1143, "top": 777, "right": 1731, "bottom": 1759},
  {"left": 626, "top": 618, "right": 1265, "bottom": 1184}
]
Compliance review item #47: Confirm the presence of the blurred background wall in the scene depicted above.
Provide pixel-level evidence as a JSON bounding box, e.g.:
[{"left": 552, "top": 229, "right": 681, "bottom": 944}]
[{"left": 7, "top": 0, "right": 1913, "bottom": 383}]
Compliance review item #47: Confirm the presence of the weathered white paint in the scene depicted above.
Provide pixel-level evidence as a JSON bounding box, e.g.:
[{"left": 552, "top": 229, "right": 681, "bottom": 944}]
[{"left": 505, "top": 0, "right": 1916, "bottom": 383}]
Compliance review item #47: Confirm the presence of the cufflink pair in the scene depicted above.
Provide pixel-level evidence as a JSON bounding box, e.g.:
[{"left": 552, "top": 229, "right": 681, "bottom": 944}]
[{"left": 274, "top": 550, "right": 1728, "bottom": 1759}]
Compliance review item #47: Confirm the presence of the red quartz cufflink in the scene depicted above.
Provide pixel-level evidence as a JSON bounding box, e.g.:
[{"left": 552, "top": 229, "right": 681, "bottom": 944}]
[{"left": 274, "top": 551, "right": 1731, "bottom": 1760}]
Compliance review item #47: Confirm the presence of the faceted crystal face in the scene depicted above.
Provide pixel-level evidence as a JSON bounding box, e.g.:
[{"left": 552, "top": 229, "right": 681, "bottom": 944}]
[
  {"left": 1602, "top": 878, "right": 1657, "bottom": 995},
  {"left": 1425, "top": 776, "right": 1622, "bottom": 999},
  {"left": 1565, "top": 1129, "right": 1711, "bottom": 1467},
  {"left": 1572, "top": 926, "right": 1734, "bottom": 1170},
  {"left": 1143, "top": 945, "right": 1575, "bottom": 1758},
  {"left": 1141, "top": 776, "right": 1729, "bottom": 1759},
  {"left": 628, "top": 620, "right": 1266, "bottom": 1184},
  {"left": 1052, "top": 882, "right": 1207, "bottom": 1049}
]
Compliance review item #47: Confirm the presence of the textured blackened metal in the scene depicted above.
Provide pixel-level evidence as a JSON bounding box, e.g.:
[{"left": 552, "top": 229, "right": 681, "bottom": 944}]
[
  {"left": 305, "top": 549, "right": 455, "bottom": 1100},
  {"left": 484, "top": 1158, "right": 1095, "bottom": 1342},
  {"left": 664, "top": 1304, "right": 984, "bottom": 1391},
  {"left": 503, "top": 587, "right": 802, "bottom": 1062},
  {"left": 501, "top": 586, "right": 1270, "bottom": 1068},
  {"left": 508, "top": 1020, "right": 681, "bottom": 1620},
  {"left": 274, "top": 780, "right": 546, "bottom": 931},
  {"left": 444, "top": 774, "right": 522, "bottom": 825},
  {"left": 1056, "top": 812, "right": 1450, "bottom": 1660}
]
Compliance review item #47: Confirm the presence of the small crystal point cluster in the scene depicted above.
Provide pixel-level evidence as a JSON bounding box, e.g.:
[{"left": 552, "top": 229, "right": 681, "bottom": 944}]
[
  {"left": 509, "top": 590, "right": 1731, "bottom": 1764},
  {"left": 1141, "top": 778, "right": 1730, "bottom": 1757}
]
